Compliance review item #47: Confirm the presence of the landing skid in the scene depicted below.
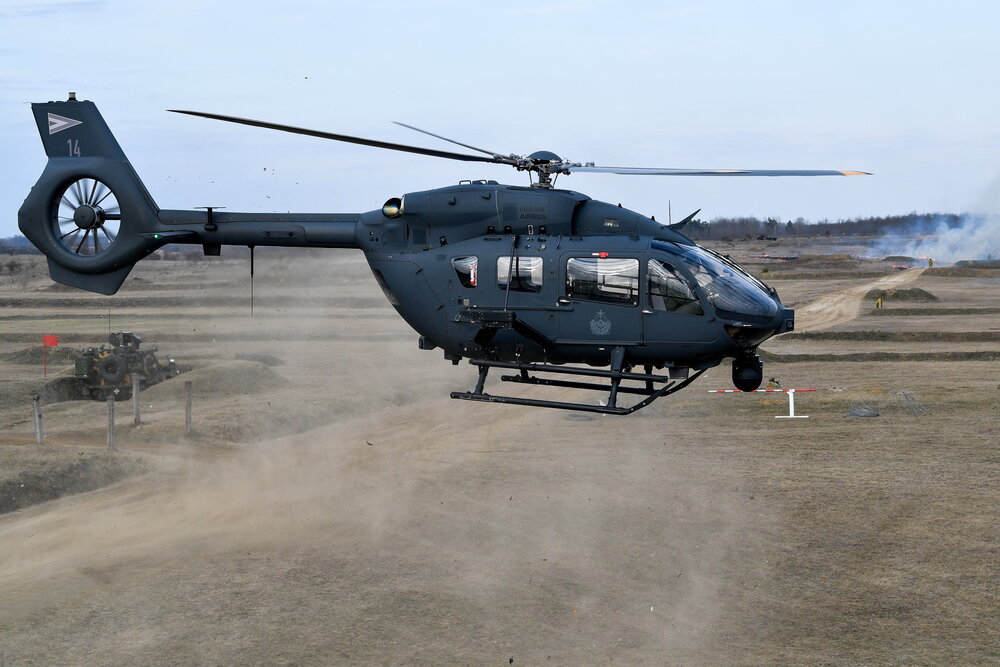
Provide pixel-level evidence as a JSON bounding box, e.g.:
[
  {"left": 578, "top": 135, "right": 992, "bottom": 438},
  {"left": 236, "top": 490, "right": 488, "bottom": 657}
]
[{"left": 450, "top": 358, "right": 705, "bottom": 415}]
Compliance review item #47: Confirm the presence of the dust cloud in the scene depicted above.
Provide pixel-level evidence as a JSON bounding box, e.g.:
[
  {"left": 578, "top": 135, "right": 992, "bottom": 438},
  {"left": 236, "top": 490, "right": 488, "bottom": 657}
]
[
  {"left": 0, "top": 400, "right": 762, "bottom": 663},
  {"left": 0, "top": 252, "right": 768, "bottom": 663}
]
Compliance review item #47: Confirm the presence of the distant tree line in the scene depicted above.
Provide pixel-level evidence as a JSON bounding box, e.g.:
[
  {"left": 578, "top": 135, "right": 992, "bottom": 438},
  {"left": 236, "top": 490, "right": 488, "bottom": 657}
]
[
  {"left": 682, "top": 212, "right": 965, "bottom": 241},
  {"left": 0, "top": 235, "right": 40, "bottom": 255}
]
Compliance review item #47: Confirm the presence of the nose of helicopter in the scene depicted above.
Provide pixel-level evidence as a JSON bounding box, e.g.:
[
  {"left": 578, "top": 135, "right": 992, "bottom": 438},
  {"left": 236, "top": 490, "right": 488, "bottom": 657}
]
[
  {"left": 690, "top": 259, "right": 792, "bottom": 348},
  {"left": 721, "top": 300, "right": 792, "bottom": 349},
  {"left": 653, "top": 240, "right": 793, "bottom": 348},
  {"left": 776, "top": 306, "right": 795, "bottom": 334}
]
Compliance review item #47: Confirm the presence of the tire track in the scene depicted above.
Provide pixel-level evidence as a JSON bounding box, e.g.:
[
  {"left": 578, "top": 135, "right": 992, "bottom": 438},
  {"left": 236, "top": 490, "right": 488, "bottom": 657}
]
[{"left": 795, "top": 269, "right": 925, "bottom": 332}]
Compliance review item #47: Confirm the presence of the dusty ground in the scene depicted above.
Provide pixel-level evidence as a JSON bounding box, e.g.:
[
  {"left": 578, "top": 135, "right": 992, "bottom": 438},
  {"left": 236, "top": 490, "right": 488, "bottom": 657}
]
[{"left": 1, "top": 242, "right": 998, "bottom": 664}]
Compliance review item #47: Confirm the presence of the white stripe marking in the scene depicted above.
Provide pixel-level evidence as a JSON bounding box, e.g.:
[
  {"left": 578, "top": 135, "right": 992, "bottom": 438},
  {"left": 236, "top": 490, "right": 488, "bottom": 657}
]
[{"left": 48, "top": 113, "right": 82, "bottom": 135}]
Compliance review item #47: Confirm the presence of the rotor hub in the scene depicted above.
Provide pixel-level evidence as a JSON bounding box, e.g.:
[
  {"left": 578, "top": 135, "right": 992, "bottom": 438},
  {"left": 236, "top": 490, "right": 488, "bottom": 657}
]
[
  {"left": 527, "top": 150, "right": 562, "bottom": 163},
  {"left": 73, "top": 204, "right": 104, "bottom": 230}
]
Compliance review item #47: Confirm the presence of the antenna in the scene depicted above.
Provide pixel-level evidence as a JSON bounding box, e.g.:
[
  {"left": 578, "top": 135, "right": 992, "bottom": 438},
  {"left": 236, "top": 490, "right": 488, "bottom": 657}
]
[
  {"left": 502, "top": 234, "right": 519, "bottom": 312},
  {"left": 249, "top": 245, "right": 255, "bottom": 318}
]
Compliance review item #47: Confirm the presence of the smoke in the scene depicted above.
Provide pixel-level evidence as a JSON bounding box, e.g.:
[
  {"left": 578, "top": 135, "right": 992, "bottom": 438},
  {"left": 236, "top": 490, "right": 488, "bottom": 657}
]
[
  {"left": 874, "top": 174, "right": 1000, "bottom": 264},
  {"left": 873, "top": 213, "right": 1000, "bottom": 264}
]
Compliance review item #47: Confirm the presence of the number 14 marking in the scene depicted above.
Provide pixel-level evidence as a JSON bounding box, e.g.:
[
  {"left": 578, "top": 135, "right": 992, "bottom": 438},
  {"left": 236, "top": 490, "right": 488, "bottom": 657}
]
[{"left": 67, "top": 139, "right": 80, "bottom": 157}]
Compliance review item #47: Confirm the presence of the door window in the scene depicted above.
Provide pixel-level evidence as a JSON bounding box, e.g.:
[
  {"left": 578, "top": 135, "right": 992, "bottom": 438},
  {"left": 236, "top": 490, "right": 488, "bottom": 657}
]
[
  {"left": 497, "top": 256, "right": 543, "bottom": 292},
  {"left": 566, "top": 257, "right": 639, "bottom": 305},
  {"left": 648, "top": 259, "right": 704, "bottom": 315}
]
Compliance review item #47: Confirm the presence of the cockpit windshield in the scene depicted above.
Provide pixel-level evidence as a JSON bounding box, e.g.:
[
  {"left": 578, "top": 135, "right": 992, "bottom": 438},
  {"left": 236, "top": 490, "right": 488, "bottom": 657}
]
[
  {"left": 699, "top": 245, "right": 771, "bottom": 292},
  {"left": 651, "top": 240, "right": 778, "bottom": 321}
]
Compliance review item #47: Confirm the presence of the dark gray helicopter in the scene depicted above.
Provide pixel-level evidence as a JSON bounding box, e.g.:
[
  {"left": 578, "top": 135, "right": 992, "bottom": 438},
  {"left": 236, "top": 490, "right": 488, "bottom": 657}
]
[{"left": 18, "top": 94, "right": 868, "bottom": 414}]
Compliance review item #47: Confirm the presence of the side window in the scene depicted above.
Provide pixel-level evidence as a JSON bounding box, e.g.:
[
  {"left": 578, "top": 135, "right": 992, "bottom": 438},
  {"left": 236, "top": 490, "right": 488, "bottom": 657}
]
[
  {"left": 648, "top": 259, "right": 704, "bottom": 315},
  {"left": 566, "top": 257, "right": 639, "bottom": 306},
  {"left": 497, "top": 256, "right": 543, "bottom": 292},
  {"left": 451, "top": 256, "right": 478, "bottom": 287},
  {"left": 371, "top": 268, "right": 399, "bottom": 306}
]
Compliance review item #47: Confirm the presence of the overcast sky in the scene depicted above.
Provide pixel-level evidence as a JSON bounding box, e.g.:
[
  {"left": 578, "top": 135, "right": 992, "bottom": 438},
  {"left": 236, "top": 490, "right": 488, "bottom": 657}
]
[{"left": 3, "top": 0, "right": 999, "bottom": 238}]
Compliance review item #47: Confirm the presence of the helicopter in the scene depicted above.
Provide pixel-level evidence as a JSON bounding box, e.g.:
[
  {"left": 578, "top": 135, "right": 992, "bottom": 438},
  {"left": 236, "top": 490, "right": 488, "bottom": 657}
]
[{"left": 18, "top": 94, "right": 868, "bottom": 415}]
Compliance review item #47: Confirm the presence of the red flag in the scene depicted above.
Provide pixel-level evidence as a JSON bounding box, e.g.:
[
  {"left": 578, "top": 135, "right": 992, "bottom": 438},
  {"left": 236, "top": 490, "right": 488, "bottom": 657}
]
[{"left": 43, "top": 335, "right": 59, "bottom": 347}]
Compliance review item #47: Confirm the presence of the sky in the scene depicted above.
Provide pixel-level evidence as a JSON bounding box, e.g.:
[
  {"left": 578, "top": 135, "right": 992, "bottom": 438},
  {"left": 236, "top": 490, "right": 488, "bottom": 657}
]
[{"left": 2, "top": 0, "right": 1000, "bottom": 239}]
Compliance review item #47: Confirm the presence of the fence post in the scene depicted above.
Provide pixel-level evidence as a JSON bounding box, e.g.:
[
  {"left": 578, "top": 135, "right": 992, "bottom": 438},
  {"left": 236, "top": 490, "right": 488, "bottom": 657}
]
[
  {"left": 133, "top": 374, "right": 143, "bottom": 425},
  {"left": 107, "top": 396, "right": 116, "bottom": 450},
  {"left": 32, "top": 394, "right": 43, "bottom": 444},
  {"left": 184, "top": 381, "right": 193, "bottom": 434}
]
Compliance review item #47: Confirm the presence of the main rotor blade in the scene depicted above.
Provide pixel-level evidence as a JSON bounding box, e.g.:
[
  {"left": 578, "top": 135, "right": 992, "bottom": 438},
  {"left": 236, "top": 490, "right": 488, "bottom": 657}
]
[
  {"left": 392, "top": 121, "right": 506, "bottom": 159},
  {"left": 567, "top": 165, "right": 871, "bottom": 176},
  {"left": 169, "top": 110, "right": 506, "bottom": 164}
]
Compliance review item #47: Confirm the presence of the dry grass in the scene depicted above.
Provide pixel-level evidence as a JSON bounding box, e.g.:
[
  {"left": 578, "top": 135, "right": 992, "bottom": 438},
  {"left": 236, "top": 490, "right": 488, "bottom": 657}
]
[
  {"left": 0, "top": 448, "right": 146, "bottom": 514},
  {"left": 926, "top": 266, "right": 1000, "bottom": 278},
  {"left": 866, "top": 306, "right": 1000, "bottom": 317},
  {"left": 863, "top": 287, "right": 939, "bottom": 302},
  {"left": 784, "top": 330, "right": 1000, "bottom": 342},
  {"left": 0, "top": 244, "right": 998, "bottom": 664}
]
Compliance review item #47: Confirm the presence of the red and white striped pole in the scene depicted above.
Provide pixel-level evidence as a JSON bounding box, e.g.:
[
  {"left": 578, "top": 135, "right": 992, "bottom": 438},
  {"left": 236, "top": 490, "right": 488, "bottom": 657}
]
[{"left": 707, "top": 388, "right": 815, "bottom": 418}]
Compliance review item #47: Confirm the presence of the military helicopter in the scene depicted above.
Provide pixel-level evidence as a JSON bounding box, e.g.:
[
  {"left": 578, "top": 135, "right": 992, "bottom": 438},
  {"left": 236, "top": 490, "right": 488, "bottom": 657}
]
[{"left": 18, "top": 94, "right": 868, "bottom": 415}]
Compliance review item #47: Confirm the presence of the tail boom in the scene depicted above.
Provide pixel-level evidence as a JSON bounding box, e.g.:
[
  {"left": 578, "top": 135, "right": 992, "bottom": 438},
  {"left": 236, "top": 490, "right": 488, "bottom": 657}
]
[
  {"left": 18, "top": 96, "right": 360, "bottom": 294},
  {"left": 154, "top": 210, "right": 360, "bottom": 248}
]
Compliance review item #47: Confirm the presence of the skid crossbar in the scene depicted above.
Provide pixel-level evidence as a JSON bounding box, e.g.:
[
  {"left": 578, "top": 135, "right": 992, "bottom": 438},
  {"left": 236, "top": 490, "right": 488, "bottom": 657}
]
[{"left": 450, "top": 359, "right": 705, "bottom": 415}]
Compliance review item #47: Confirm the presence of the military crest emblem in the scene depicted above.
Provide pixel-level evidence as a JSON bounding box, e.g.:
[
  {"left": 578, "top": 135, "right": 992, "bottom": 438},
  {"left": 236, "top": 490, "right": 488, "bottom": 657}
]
[{"left": 590, "top": 310, "right": 612, "bottom": 336}]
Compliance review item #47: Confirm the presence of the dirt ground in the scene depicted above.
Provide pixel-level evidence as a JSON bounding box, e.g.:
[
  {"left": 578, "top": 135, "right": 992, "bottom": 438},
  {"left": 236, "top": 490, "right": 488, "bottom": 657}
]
[{"left": 1, "top": 241, "right": 998, "bottom": 665}]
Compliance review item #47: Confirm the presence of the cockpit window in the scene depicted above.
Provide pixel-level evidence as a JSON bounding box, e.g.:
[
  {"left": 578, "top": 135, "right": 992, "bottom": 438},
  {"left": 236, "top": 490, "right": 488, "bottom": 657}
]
[
  {"left": 652, "top": 240, "right": 778, "bottom": 320},
  {"left": 699, "top": 245, "right": 770, "bottom": 292},
  {"left": 648, "top": 260, "right": 703, "bottom": 315},
  {"left": 566, "top": 257, "right": 639, "bottom": 306},
  {"left": 497, "top": 256, "right": 543, "bottom": 292},
  {"left": 452, "top": 256, "right": 478, "bottom": 287}
]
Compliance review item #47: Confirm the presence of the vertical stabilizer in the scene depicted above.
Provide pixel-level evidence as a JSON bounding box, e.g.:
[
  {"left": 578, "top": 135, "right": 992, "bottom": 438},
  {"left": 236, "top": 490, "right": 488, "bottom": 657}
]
[{"left": 32, "top": 95, "right": 129, "bottom": 160}]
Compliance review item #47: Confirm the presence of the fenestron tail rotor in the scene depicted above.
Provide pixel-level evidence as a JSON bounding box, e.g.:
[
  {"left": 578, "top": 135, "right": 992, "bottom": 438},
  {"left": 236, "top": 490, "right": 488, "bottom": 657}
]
[{"left": 53, "top": 177, "right": 121, "bottom": 256}]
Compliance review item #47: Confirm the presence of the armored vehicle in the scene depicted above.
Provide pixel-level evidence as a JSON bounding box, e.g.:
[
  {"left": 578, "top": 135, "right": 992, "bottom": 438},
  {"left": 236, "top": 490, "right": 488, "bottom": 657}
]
[{"left": 74, "top": 331, "right": 179, "bottom": 400}]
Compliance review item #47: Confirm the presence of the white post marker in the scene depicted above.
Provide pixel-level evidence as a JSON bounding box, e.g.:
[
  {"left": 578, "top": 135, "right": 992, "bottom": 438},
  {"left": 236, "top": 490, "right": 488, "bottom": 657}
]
[
  {"left": 32, "top": 394, "right": 43, "bottom": 444},
  {"left": 132, "top": 373, "right": 143, "bottom": 426},
  {"left": 708, "top": 388, "right": 815, "bottom": 418},
  {"left": 107, "top": 396, "right": 116, "bottom": 450}
]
